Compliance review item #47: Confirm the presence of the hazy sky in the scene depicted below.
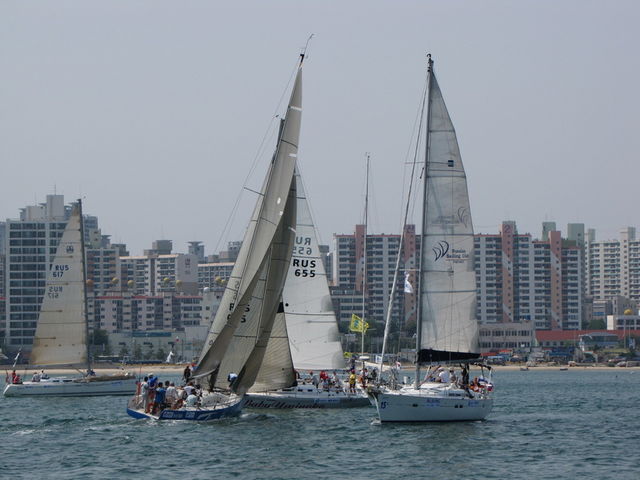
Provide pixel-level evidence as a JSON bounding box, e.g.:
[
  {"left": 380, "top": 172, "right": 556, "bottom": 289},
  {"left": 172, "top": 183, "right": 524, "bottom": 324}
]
[{"left": 2, "top": 1, "right": 639, "bottom": 255}]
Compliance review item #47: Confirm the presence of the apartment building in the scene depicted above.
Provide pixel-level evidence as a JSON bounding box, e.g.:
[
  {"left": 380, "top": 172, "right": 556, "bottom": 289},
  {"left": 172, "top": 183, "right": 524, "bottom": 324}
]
[
  {"left": 331, "top": 224, "right": 415, "bottom": 331},
  {"left": 475, "top": 221, "right": 583, "bottom": 330},
  {"left": 586, "top": 227, "right": 640, "bottom": 302}
]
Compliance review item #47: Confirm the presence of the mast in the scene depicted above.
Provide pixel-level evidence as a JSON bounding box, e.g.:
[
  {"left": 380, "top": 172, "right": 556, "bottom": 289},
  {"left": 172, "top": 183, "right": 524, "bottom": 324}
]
[
  {"left": 78, "top": 199, "right": 92, "bottom": 374},
  {"left": 361, "top": 154, "right": 370, "bottom": 356},
  {"left": 414, "top": 54, "right": 433, "bottom": 389}
]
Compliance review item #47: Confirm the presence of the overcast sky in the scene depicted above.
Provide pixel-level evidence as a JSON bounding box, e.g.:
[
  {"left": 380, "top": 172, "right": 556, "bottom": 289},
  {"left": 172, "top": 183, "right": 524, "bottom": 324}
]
[{"left": 1, "top": 1, "right": 638, "bottom": 255}]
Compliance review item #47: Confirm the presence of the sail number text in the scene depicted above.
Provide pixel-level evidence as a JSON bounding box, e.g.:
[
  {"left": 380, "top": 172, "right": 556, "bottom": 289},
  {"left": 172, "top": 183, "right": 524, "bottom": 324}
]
[
  {"left": 293, "top": 259, "right": 316, "bottom": 278},
  {"left": 227, "top": 302, "right": 251, "bottom": 323},
  {"left": 47, "top": 285, "right": 64, "bottom": 298},
  {"left": 292, "top": 236, "right": 316, "bottom": 277},
  {"left": 52, "top": 264, "right": 70, "bottom": 278}
]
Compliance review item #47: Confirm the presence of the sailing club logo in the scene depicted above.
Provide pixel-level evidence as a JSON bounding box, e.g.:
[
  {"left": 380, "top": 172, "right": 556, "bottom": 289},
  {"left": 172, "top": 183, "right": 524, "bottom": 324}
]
[
  {"left": 65, "top": 245, "right": 74, "bottom": 254},
  {"left": 432, "top": 206, "right": 470, "bottom": 228},
  {"left": 433, "top": 240, "right": 449, "bottom": 261},
  {"left": 457, "top": 207, "right": 470, "bottom": 228}
]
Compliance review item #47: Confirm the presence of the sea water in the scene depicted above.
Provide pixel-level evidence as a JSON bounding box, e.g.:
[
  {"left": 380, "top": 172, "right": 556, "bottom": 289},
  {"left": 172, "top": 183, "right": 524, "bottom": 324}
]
[{"left": 1, "top": 369, "right": 638, "bottom": 480}]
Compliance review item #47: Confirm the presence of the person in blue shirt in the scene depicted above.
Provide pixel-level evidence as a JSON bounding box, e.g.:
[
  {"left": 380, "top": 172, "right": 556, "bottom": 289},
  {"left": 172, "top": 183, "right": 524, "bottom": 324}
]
[{"left": 153, "top": 381, "right": 166, "bottom": 414}]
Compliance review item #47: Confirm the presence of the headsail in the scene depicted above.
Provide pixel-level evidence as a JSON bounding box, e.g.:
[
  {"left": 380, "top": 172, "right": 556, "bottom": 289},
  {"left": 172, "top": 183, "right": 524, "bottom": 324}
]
[
  {"left": 30, "top": 203, "right": 88, "bottom": 368},
  {"left": 418, "top": 58, "right": 479, "bottom": 363},
  {"left": 195, "top": 62, "right": 303, "bottom": 387},
  {"left": 250, "top": 168, "right": 344, "bottom": 391},
  {"left": 283, "top": 168, "right": 344, "bottom": 371}
]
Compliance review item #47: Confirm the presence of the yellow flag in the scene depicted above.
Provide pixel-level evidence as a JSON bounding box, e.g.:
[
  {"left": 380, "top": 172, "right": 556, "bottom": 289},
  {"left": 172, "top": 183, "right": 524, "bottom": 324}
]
[{"left": 350, "top": 314, "right": 369, "bottom": 333}]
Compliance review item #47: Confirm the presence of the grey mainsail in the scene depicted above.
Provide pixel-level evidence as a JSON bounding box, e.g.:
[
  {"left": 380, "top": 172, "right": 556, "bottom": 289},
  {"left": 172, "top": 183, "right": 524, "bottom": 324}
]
[
  {"left": 418, "top": 58, "right": 479, "bottom": 363},
  {"left": 195, "top": 62, "right": 303, "bottom": 389}
]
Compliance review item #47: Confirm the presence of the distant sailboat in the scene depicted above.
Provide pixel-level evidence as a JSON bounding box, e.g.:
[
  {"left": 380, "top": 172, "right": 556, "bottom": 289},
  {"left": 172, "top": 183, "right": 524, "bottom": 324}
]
[
  {"left": 126, "top": 53, "right": 303, "bottom": 421},
  {"left": 369, "top": 55, "right": 494, "bottom": 422},
  {"left": 3, "top": 200, "right": 137, "bottom": 397},
  {"left": 243, "top": 168, "right": 369, "bottom": 408}
]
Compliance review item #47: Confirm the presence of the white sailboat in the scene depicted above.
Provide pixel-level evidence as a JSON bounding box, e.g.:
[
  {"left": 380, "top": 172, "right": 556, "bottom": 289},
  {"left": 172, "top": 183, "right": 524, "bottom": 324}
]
[
  {"left": 243, "top": 168, "right": 370, "bottom": 409},
  {"left": 3, "top": 200, "right": 137, "bottom": 397},
  {"left": 369, "top": 55, "right": 493, "bottom": 422},
  {"left": 126, "top": 54, "right": 303, "bottom": 421}
]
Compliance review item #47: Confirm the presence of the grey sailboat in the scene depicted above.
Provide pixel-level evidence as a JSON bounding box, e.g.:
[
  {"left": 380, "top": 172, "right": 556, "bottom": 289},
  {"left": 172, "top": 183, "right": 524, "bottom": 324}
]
[{"left": 126, "top": 54, "right": 303, "bottom": 420}]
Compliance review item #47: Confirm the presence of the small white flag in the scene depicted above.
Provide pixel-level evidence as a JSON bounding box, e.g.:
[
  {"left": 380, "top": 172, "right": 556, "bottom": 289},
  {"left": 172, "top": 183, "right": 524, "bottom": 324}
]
[{"left": 404, "top": 272, "right": 413, "bottom": 294}]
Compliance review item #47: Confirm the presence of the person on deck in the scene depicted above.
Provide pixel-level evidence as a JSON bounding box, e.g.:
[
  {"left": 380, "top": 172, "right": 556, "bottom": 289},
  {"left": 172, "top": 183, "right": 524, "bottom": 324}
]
[
  {"left": 186, "top": 390, "right": 199, "bottom": 407},
  {"left": 40, "top": 370, "right": 49, "bottom": 380},
  {"left": 165, "top": 381, "right": 177, "bottom": 408},
  {"left": 461, "top": 366, "right": 470, "bottom": 387},
  {"left": 140, "top": 376, "right": 149, "bottom": 411},
  {"left": 348, "top": 372, "right": 357, "bottom": 393},
  {"left": 184, "top": 381, "right": 195, "bottom": 396},
  {"left": 31, "top": 371, "right": 41, "bottom": 382},
  {"left": 183, "top": 365, "right": 192, "bottom": 384},
  {"left": 438, "top": 368, "right": 451, "bottom": 384},
  {"left": 153, "top": 382, "right": 166, "bottom": 414}
]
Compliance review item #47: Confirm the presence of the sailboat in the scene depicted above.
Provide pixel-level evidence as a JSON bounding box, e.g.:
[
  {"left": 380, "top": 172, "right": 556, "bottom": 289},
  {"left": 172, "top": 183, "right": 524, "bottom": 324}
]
[
  {"left": 242, "top": 168, "right": 370, "bottom": 409},
  {"left": 126, "top": 53, "right": 303, "bottom": 421},
  {"left": 3, "top": 200, "right": 137, "bottom": 397},
  {"left": 369, "top": 55, "right": 493, "bottom": 422}
]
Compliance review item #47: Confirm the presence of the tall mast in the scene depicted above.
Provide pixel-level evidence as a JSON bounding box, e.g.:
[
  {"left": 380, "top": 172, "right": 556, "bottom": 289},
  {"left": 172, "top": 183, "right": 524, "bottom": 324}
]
[
  {"left": 78, "top": 198, "right": 92, "bottom": 374},
  {"left": 361, "top": 153, "right": 370, "bottom": 356},
  {"left": 415, "top": 54, "right": 433, "bottom": 389}
]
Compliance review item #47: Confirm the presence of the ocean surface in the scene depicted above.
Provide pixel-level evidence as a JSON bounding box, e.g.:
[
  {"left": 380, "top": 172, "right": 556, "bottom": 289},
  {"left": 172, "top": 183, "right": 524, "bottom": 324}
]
[{"left": 1, "top": 368, "right": 638, "bottom": 480}]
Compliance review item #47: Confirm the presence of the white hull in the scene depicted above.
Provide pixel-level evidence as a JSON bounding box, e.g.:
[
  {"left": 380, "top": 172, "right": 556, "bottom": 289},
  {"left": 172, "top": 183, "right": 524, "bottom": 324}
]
[
  {"left": 3, "top": 376, "right": 137, "bottom": 397},
  {"left": 370, "top": 384, "right": 493, "bottom": 422},
  {"left": 244, "top": 385, "right": 371, "bottom": 409}
]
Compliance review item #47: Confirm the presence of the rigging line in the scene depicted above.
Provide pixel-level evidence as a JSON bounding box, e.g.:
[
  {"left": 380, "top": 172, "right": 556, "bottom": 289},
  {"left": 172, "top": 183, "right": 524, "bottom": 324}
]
[
  {"left": 398, "top": 70, "right": 430, "bottom": 232},
  {"left": 213, "top": 56, "right": 302, "bottom": 254},
  {"left": 379, "top": 65, "right": 429, "bottom": 372}
]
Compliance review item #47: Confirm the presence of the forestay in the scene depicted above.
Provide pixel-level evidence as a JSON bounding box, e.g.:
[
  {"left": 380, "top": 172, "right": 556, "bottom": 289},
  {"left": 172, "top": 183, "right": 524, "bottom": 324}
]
[{"left": 418, "top": 66, "right": 479, "bottom": 363}]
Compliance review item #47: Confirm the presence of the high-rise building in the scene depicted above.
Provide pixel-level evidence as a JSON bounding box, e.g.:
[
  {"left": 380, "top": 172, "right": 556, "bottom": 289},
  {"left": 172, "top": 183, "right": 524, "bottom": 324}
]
[
  {"left": 332, "top": 225, "right": 415, "bottom": 333},
  {"left": 120, "top": 252, "right": 199, "bottom": 296},
  {"left": 475, "top": 221, "right": 583, "bottom": 330},
  {"left": 197, "top": 262, "right": 234, "bottom": 290},
  {"left": 586, "top": 227, "right": 640, "bottom": 302},
  {"left": 188, "top": 241, "right": 205, "bottom": 263},
  {"left": 3, "top": 195, "right": 121, "bottom": 349}
]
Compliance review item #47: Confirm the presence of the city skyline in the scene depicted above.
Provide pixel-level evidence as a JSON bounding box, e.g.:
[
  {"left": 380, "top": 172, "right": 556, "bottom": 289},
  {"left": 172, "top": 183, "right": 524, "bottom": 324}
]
[
  {"left": 2, "top": 1, "right": 639, "bottom": 255},
  {"left": 2, "top": 193, "right": 639, "bottom": 258}
]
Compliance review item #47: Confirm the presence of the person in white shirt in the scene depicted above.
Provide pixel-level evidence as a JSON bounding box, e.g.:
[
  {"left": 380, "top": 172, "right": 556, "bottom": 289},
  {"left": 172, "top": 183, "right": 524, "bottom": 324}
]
[
  {"left": 165, "top": 382, "right": 178, "bottom": 408},
  {"left": 140, "top": 376, "right": 150, "bottom": 411},
  {"left": 186, "top": 392, "right": 199, "bottom": 407},
  {"left": 438, "top": 368, "right": 451, "bottom": 384}
]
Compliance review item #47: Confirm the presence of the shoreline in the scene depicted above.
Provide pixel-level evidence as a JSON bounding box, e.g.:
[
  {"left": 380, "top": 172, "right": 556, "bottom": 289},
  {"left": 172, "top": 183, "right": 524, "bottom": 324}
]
[{"left": 5, "top": 363, "right": 640, "bottom": 376}]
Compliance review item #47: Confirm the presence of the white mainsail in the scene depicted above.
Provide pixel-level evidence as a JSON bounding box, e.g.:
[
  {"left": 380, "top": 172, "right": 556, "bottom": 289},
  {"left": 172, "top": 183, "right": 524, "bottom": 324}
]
[
  {"left": 283, "top": 168, "right": 343, "bottom": 371},
  {"left": 30, "top": 204, "right": 88, "bottom": 368},
  {"left": 195, "top": 63, "right": 303, "bottom": 389},
  {"left": 418, "top": 60, "right": 479, "bottom": 363}
]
